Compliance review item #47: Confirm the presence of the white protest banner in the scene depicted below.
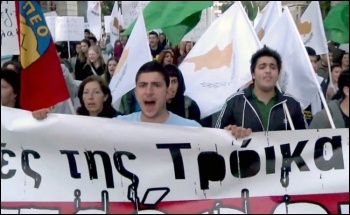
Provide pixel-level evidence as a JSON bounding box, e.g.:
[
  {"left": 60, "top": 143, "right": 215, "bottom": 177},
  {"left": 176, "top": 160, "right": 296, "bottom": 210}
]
[
  {"left": 122, "top": 1, "right": 150, "bottom": 27},
  {"left": 1, "top": 106, "right": 349, "bottom": 214},
  {"left": 182, "top": 9, "right": 208, "bottom": 42},
  {"left": 1, "top": 1, "right": 19, "bottom": 56},
  {"left": 45, "top": 16, "right": 57, "bottom": 41},
  {"left": 179, "top": 2, "right": 261, "bottom": 119},
  {"left": 87, "top": 1, "right": 102, "bottom": 41},
  {"left": 55, "top": 16, "right": 84, "bottom": 42},
  {"left": 104, "top": 15, "right": 112, "bottom": 33},
  {"left": 109, "top": 11, "right": 152, "bottom": 105}
]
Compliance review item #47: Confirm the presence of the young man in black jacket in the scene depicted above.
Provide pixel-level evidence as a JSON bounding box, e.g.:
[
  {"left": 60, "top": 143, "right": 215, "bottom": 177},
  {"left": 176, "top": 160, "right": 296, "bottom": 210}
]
[{"left": 216, "top": 46, "right": 307, "bottom": 138}]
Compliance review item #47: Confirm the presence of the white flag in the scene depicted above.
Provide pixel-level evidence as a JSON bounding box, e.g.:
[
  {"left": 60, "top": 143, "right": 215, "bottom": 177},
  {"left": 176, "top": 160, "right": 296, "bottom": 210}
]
[
  {"left": 261, "top": 8, "right": 320, "bottom": 110},
  {"left": 87, "top": 1, "right": 102, "bottom": 41},
  {"left": 110, "top": 2, "right": 125, "bottom": 48},
  {"left": 299, "top": 1, "right": 328, "bottom": 55},
  {"left": 109, "top": 11, "right": 152, "bottom": 105},
  {"left": 179, "top": 2, "right": 261, "bottom": 119},
  {"left": 254, "top": 1, "right": 282, "bottom": 40}
]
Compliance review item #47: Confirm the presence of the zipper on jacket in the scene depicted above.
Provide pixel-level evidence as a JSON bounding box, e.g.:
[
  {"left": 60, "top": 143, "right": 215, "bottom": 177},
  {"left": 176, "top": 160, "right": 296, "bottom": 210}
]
[
  {"left": 266, "top": 100, "right": 287, "bottom": 132},
  {"left": 243, "top": 95, "right": 265, "bottom": 131}
]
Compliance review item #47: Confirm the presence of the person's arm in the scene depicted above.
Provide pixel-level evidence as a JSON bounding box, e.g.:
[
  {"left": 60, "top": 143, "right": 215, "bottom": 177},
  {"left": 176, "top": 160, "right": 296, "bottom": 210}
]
[{"left": 215, "top": 99, "right": 235, "bottom": 129}]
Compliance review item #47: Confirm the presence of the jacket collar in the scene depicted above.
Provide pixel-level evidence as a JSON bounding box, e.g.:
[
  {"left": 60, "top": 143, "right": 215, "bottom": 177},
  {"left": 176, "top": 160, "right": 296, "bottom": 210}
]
[{"left": 244, "top": 84, "right": 286, "bottom": 103}]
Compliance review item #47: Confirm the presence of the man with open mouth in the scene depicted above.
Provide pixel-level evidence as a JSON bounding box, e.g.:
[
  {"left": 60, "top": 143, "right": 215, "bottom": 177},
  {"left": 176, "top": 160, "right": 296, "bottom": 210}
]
[{"left": 116, "top": 61, "right": 202, "bottom": 127}]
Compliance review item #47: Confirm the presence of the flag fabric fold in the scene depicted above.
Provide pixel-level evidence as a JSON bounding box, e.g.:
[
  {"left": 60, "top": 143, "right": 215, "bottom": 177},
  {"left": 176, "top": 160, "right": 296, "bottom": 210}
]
[
  {"left": 15, "top": 1, "right": 69, "bottom": 111},
  {"left": 109, "top": 11, "right": 152, "bottom": 106},
  {"left": 122, "top": 1, "right": 213, "bottom": 45},
  {"left": 324, "top": 2, "right": 349, "bottom": 44},
  {"left": 110, "top": 2, "right": 125, "bottom": 48},
  {"left": 299, "top": 1, "right": 328, "bottom": 55},
  {"left": 179, "top": 2, "right": 261, "bottom": 118},
  {"left": 261, "top": 7, "right": 320, "bottom": 110},
  {"left": 254, "top": 1, "right": 282, "bottom": 40},
  {"left": 87, "top": 1, "right": 102, "bottom": 41}
]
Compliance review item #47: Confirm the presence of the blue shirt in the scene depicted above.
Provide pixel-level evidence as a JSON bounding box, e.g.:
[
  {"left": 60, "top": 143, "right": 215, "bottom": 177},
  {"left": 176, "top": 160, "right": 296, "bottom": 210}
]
[{"left": 116, "top": 111, "right": 202, "bottom": 127}]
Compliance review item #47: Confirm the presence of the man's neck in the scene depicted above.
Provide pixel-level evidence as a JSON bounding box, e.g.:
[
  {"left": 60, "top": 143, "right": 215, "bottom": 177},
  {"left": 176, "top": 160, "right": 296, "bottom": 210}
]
[
  {"left": 141, "top": 110, "right": 170, "bottom": 123},
  {"left": 89, "top": 110, "right": 101, "bottom": 117},
  {"left": 253, "top": 86, "right": 276, "bottom": 105},
  {"left": 340, "top": 97, "right": 349, "bottom": 117},
  {"left": 150, "top": 45, "right": 158, "bottom": 50}
]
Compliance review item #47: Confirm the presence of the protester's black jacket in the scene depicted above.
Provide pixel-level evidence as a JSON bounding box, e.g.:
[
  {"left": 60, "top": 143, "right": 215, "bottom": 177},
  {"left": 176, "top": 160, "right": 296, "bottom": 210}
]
[{"left": 215, "top": 85, "right": 307, "bottom": 132}]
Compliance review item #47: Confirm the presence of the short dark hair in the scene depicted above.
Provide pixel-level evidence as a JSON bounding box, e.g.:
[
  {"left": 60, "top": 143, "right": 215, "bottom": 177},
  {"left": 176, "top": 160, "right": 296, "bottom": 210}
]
[
  {"left": 1, "top": 68, "right": 21, "bottom": 108},
  {"left": 149, "top": 31, "right": 159, "bottom": 38},
  {"left": 55, "top": 43, "right": 64, "bottom": 54},
  {"left": 2, "top": 60, "right": 22, "bottom": 73},
  {"left": 338, "top": 69, "right": 349, "bottom": 99},
  {"left": 305, "top": 46, "right": 320, "bottom": 61},
  {"left": 250, "top": 45, "right": 282, "bottom": 74},
  {"left": 84, "top": 29, "right": 90, "bottom": 33},
  {"left": 89, "top": 36, "right": 97, "bottom": 43},
  {"left": 135, "top": 61, "right": 170, "bottom": 87}
]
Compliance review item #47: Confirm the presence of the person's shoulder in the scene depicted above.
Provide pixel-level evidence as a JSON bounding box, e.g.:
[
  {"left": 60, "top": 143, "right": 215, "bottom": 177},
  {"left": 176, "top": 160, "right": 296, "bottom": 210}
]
[
  {"left": 226, "top": 90, "right": 245, "bottom": 103},
  {"left": 168, "top": 112, "right": 202, "bottom": 127},
  {"left": 115, "top": 112, "right": 141, "bottom": 121}
]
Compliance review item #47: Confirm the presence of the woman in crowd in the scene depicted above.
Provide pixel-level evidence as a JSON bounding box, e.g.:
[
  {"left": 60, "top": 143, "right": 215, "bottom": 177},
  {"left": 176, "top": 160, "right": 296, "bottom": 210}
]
[
  {"left": 185, "top": 41, "right": 193, "bottom": 54},
  {"left": 102, "top": 57, "right": 118, "bottom": 84},
  {"left": 70, "top": 43, "right": 81, "bottom": 69},
  {"left": 32, "top": 76, "right": 121, "bottom": 119},
  {"left": 1, "top": 68, "right": 21, "bottom": 109},
  {"left": 340, "top": 52, "right": 349, "bottom": 71},
  {"left": 326, "top": 63, "right": 342, "bottom": 100},
  {"left": 82, "top": 45, "right": 106, "bottom": 79},
  {"left": 2, "top": 61, "right": 22, "bottom": 73},
  {"left": 164, "top": 64, "right": 201, "bottom": 123},
  {"left": 157, "top": 50, "right": 175, "bottom": 66},
  {"left": 75, "top": 39, "right": 91, "bottom": 81},
  {"left": 159, "top": 33, "right": 168, "bottom": 49}
]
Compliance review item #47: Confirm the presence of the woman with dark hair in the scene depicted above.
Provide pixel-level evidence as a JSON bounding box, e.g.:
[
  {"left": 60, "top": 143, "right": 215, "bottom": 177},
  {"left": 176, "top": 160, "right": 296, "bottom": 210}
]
[
  {"left": 102, "top": 57, "right": 118, "bottom": 84},
  {"left": 2, "top": 61, "right": 22, "bottom": 73},
  {"left": 75, "top": 39, "right": 91, "bottom": 80},
  {"left": 1, "top": 68, "right": 21, "bottom": 109},
  {"left": 77, "top": 76, "right": 120, "bottom": 117},
  {"left": 340, "top": 52, "right": 349, "bottom": 71},
  {"left": 32, "top": 76, "right": 121, "bottom": 119},
  {"left": 164, "top": 64, "right": 201, "bottom": 123},
  {"left": 159, "top": 33, "right": 168, "bottom": 49}
]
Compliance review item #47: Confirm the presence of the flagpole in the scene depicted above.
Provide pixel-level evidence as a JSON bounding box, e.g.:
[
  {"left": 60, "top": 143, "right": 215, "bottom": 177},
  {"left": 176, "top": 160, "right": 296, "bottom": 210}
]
[
  {"left": 276, "top": 83, "right": 295, "bottom": 130},
  {"left": 318, "top": 88, "right": 336, "bottom": 128},
  {"left": 326, "top": 52, "right": 334, "bottom": 93},
  {"left": 67, "top": 99, "right": 76, "bottom": 115},
  {"left": 67, "top": 18, "right": 71, "bottom": 59}
]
